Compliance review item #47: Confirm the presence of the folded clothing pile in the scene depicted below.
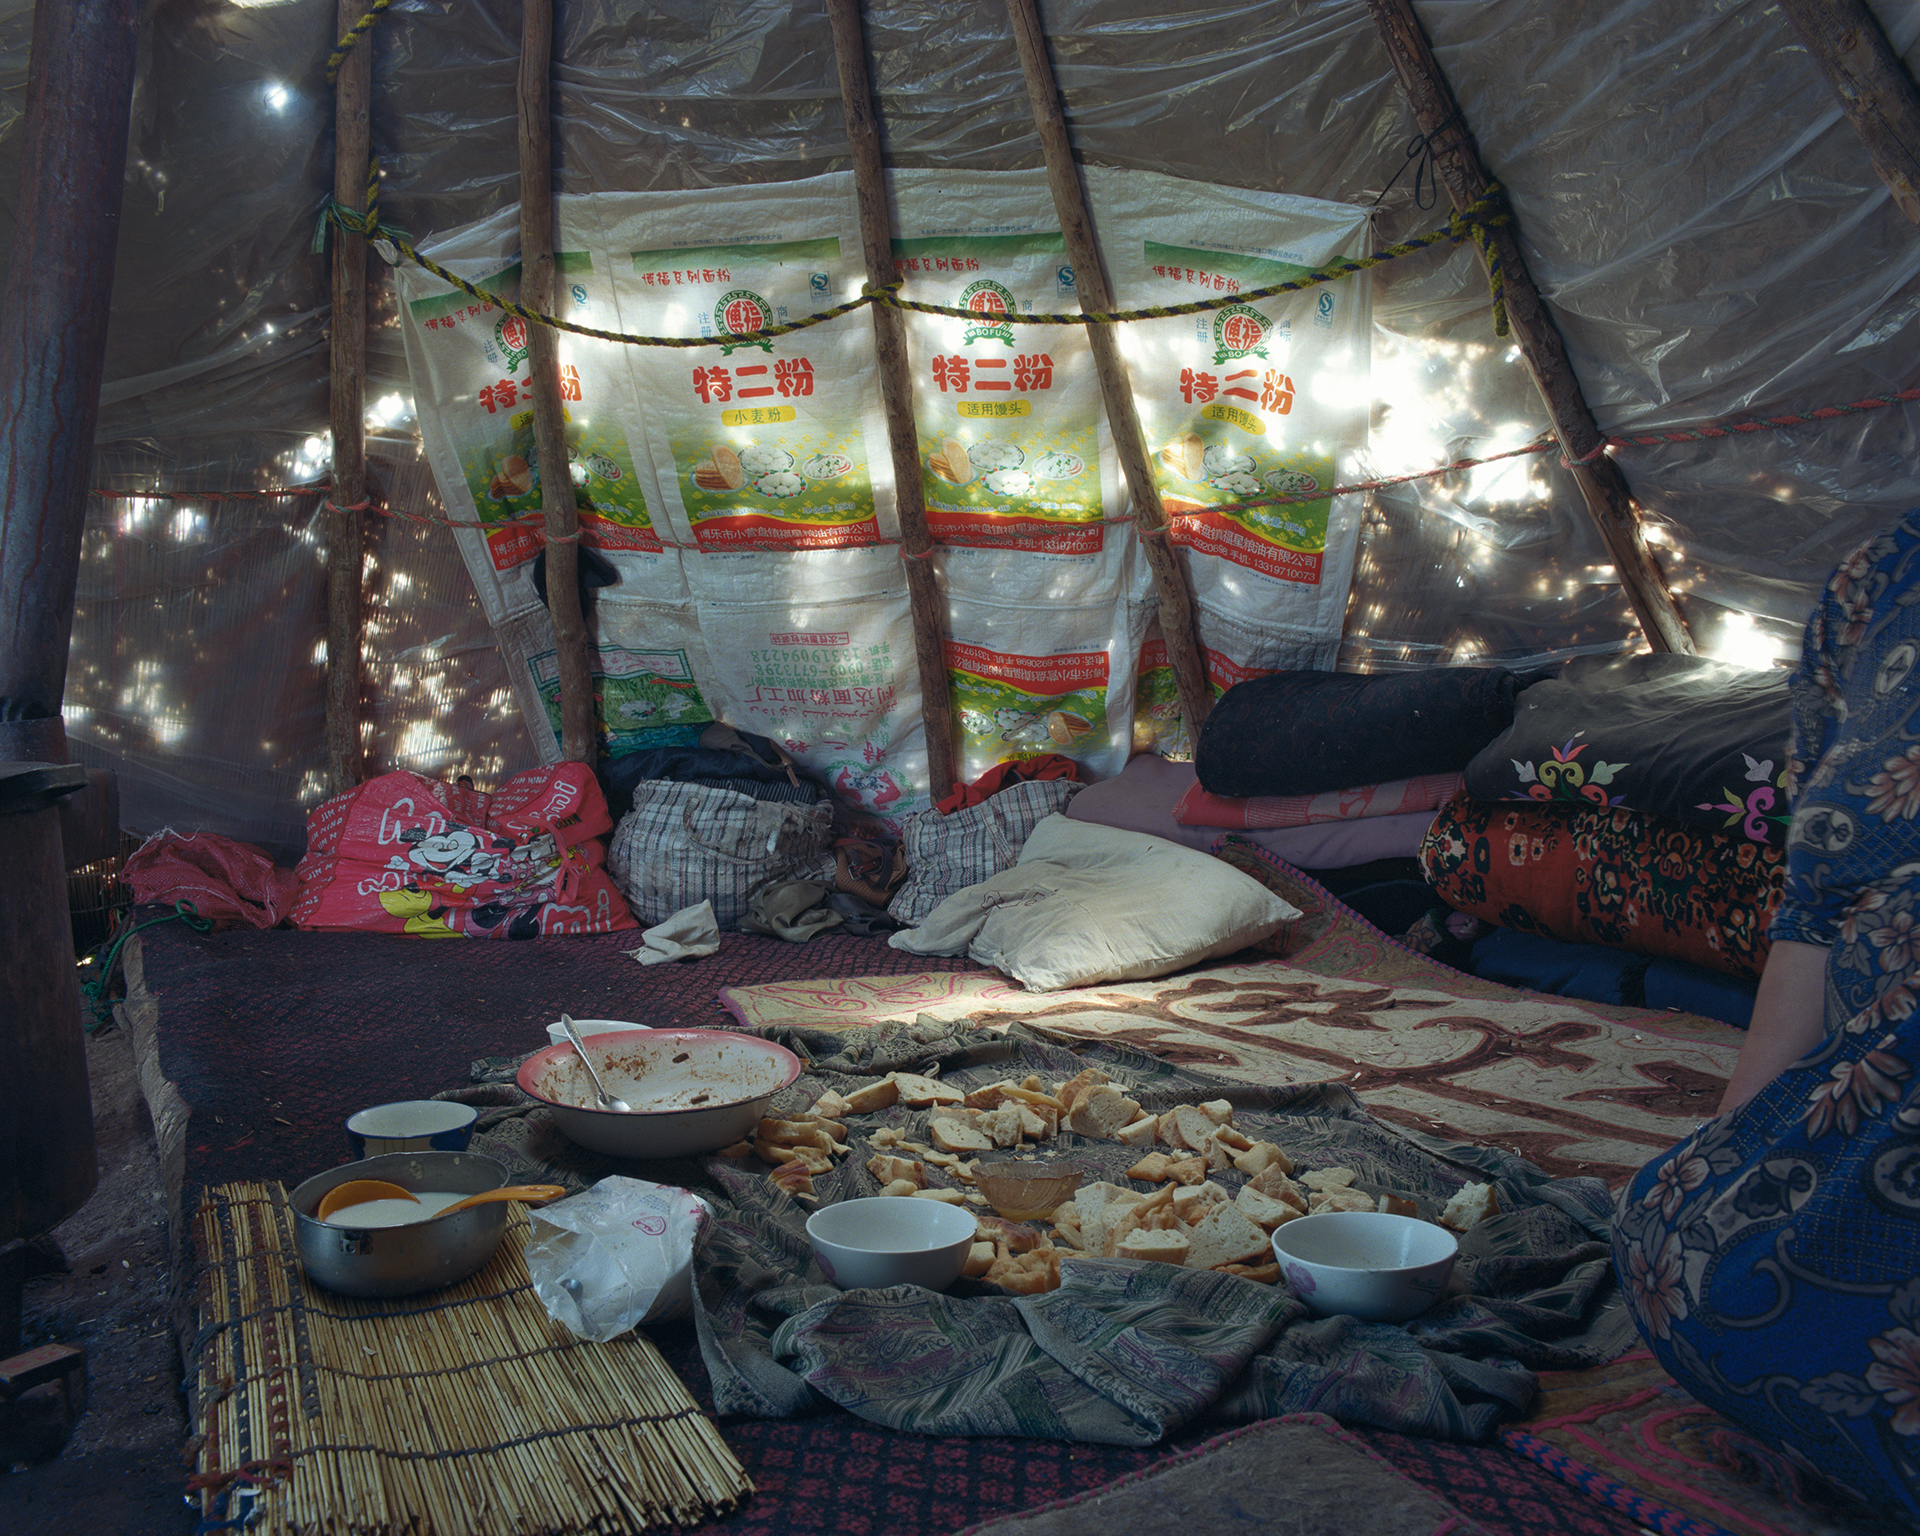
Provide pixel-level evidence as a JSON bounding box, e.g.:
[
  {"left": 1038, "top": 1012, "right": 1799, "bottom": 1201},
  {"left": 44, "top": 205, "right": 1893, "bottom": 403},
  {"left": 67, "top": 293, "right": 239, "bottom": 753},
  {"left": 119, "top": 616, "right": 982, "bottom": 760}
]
[{"left": 1421, "top": 653, "right": 1791, "bottom": 986}]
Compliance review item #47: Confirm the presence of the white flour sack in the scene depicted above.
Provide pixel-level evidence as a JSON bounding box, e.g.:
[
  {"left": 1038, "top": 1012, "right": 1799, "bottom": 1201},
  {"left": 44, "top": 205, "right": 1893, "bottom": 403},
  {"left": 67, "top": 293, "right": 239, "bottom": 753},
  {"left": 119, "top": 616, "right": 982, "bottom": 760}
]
[
  {"left": 1086, "top": 167, "right": 1373, "bottom": 671},
  {"left": 943, "top": 552, "right": 1146, "bottom": 786},
  {"left": 595, "top": 175, "right": 895, "bottom": 557},
  {"left": 889, "top": 170, "right": 1117, "bottom": 559},
  {"left": 396, "top": 202, "right": 671, "bottom": 628},
  {"left": 687, "top": 546, "right": 928, "bottom": 827}
]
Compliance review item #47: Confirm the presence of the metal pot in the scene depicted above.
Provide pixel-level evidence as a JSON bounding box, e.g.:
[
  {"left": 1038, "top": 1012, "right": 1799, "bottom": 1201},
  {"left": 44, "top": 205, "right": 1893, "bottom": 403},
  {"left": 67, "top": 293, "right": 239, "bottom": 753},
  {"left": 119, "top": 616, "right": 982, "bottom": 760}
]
[{"left": 290, "top": 1151, "right": 512, "bottom": 1299}]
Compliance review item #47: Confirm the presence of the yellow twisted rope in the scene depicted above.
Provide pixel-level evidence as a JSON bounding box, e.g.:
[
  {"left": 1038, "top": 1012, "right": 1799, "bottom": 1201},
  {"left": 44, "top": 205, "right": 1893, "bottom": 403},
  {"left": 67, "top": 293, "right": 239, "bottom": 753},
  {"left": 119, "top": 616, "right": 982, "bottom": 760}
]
[
  {"left": 324, "top": 186, "right": 1513, "bottom": 350},
  {"left": 325, "top": 0, "right": 392, "bottom": 85}
]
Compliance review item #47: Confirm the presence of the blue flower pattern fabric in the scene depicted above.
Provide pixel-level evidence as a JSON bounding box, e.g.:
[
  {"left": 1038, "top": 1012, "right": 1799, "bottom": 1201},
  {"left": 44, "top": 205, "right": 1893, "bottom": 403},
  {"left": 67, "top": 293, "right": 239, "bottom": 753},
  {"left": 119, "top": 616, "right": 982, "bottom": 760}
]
[{"left": 1614, "top": 512, "right": 1920, "bottom": 1516}]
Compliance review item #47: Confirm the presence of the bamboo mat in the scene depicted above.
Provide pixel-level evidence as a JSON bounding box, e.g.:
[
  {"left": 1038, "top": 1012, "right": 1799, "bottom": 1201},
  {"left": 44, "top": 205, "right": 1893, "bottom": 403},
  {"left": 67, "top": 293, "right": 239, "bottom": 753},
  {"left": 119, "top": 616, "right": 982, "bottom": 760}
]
[{"left": 189, "top": 1181, "right": 752, "bottom": 1534}]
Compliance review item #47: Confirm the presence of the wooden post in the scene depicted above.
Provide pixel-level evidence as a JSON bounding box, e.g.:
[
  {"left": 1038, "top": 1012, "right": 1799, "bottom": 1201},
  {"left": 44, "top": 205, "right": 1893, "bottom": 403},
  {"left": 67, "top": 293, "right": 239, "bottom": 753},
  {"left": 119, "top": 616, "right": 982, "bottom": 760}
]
[
  {"left": 825, "top": 0, "right": 958, "bottom": 801},
  {"left": 326, "top": 0, "right": 370, "bottom": 793},
  {"left": 0, "top": 0, "right": 140, "bottom": 766},
  {"left": 1363, "top": 0, "right": 1695, "bottom": 655},
  {"left": 1003, "top": 0, "right": 1216, "bottom": 737},
  {"left": 519, "top": 0, "right": 596, "bottom": 763},
  {"left": 1777, "top": 0, "right": 1920, "bottom": 223}
]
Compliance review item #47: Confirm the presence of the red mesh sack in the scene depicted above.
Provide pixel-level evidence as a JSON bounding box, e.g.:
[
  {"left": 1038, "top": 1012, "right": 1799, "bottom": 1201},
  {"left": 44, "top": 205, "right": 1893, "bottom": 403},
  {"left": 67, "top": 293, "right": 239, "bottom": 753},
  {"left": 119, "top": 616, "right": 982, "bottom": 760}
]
[{"left": 122, "top": 831, "right": 300, "bottom": 930}]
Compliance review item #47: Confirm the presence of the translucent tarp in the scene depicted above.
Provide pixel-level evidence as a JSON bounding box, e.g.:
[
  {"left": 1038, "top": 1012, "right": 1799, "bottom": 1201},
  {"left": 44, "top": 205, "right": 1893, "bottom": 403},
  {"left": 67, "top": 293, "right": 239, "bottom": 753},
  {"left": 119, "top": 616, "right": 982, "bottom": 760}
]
[{"left": 0, "top": 0, "right": 1913, "bottom": 850}]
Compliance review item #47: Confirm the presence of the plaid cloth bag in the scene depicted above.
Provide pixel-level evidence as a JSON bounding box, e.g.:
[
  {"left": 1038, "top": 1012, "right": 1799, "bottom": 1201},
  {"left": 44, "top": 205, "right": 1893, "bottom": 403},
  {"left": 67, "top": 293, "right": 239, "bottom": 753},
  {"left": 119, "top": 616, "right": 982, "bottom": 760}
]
[
  {"left": 887, "top": 777, "right": 1083, "bottom": 926},
  {"left": 607, "top": 780, "right": 836, "bottom": 930}
]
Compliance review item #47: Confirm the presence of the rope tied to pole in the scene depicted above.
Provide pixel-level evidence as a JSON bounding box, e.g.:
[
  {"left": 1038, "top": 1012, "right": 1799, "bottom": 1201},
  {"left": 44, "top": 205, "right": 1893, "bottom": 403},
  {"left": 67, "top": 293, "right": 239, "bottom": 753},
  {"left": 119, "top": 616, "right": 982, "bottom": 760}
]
[
  {"left": 324, "top": 0, "right": 392, "bottom": 85},
  {"left": 315, "top": 187, "right": 1516, "bottom": 349}
]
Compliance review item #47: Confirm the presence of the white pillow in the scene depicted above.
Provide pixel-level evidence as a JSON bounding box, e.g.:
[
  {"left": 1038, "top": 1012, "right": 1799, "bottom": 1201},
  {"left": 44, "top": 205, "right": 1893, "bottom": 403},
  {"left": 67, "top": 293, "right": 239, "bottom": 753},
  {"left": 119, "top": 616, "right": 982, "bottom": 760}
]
[{"left": 888, "top": 814, "right": 1299, "bottom": 991}]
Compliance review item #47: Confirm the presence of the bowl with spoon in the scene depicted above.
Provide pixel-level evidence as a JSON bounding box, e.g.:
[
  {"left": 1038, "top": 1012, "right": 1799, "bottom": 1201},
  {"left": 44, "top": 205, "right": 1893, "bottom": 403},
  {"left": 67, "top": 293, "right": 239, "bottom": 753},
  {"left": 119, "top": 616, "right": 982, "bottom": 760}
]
[{"left": 516, "top": 1025, "right": 802, "bottom": 1159}]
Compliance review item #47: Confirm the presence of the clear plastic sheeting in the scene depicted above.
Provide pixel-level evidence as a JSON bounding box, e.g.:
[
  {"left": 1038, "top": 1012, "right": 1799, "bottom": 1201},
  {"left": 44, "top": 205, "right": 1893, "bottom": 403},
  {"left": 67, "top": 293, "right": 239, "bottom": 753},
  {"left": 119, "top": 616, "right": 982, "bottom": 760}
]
[{"left": 0, "top": 0, "right": 1911, "bottom": 849}]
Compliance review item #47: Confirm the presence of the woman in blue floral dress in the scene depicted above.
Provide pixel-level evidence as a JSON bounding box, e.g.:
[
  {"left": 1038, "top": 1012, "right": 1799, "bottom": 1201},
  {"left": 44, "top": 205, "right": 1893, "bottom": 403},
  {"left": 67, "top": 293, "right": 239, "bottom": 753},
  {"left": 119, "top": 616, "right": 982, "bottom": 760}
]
[{"left": 1615, "top": 512, "right": 1920, "bottom": 1515}]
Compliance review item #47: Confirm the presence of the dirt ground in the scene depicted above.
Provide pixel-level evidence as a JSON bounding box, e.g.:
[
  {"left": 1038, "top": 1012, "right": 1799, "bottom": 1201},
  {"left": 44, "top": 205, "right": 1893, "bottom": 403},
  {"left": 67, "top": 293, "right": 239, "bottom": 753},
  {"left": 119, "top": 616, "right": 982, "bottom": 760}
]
[{"left": 0, "top": 1020, "right": 196, "bottom": 1534}]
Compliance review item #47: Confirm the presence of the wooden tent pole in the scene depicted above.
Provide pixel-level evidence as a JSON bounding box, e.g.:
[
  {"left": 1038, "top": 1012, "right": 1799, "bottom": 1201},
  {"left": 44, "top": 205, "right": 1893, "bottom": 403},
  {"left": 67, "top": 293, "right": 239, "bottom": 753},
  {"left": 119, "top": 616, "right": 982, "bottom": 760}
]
[
  {"left": 1363, "top": 0, "right": 1694, "bottom": 655},
  {"left": 0, "top": 0, "right": 139, "bottom": 767},
  {"left": 825, "top": 0, "right": 959, "bottom": 800},
  {"left": 1004, "top": 0, "right": 1215, "bottom": 737},
  {"left": 519, "top": 0, "right": 596, "bottom": 763},
  {"left": 325, "top": 0, "right": 370, "bottom": 793},
  {"left": 1777, "top": 0, "right": 1920, "bottom": 224}
]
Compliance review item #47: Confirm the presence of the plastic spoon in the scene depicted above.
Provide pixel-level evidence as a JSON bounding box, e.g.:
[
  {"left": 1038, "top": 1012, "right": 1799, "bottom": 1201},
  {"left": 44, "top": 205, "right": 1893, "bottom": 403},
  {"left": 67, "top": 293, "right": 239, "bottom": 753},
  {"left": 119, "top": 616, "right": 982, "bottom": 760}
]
[
  {"left": 561, "top": 1013, "right": 633, "bottom": 1113},
  {"left": 314, "top": 1178, "right": 565, "bottom": 1223}
]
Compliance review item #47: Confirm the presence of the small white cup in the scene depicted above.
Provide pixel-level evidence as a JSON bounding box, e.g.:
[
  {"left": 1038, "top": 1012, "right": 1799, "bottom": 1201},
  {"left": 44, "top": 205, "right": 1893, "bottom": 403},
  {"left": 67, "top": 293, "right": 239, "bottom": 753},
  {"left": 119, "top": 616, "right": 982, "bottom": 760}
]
[
  {"left": 545, "top": 1017, "right": 650, "bottom": 1047},
  {"left": 345, "top": 1099, "right": 478, "bottom": 1159}
]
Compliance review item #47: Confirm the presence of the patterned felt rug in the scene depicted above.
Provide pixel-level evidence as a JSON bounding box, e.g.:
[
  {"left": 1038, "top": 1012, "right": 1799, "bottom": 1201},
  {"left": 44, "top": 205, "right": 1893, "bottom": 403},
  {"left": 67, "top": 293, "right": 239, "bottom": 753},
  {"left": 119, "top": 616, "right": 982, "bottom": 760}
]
[{"left": 720, "top": 859, "right": 1743, "bottom": 1187}]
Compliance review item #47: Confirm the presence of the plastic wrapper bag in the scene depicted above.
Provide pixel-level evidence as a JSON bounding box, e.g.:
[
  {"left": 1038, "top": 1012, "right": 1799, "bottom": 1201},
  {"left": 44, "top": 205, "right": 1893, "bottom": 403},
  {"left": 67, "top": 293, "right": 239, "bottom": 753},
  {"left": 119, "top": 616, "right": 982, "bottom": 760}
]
[{"left": 524, "top": 1176, "right": 711, "bottom": 1342}]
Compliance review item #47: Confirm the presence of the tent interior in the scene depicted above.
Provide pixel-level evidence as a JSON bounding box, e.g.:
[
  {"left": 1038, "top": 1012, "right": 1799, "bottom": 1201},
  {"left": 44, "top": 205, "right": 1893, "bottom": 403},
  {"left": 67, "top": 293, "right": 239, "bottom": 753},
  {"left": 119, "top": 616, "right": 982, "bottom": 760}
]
[{"left": 3, "top": 0, "right": 1920, "bottom": 1532}]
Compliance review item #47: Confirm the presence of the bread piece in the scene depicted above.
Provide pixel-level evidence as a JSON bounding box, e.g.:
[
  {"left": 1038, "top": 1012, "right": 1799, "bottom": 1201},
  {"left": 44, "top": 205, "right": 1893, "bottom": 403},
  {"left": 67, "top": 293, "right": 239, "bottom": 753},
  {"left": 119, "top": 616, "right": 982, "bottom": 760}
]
[
  {"left": 1197, "top": 1100, "right": 1236, "bottom": 1126},
  {"left": 1162, "top": 1155, "right": 1208, "bottom": 1186},
  {"left": 888, "top": 1071, "right": 966, "bottom": 1107},
  {"left": 1016, "top": 1104, "right": 1052, "bottom": 1140},
  {"left": 1067, "top": 1084, "right": 1146, "bottom": 1141},
  {"left": 1217, "top": 1260, "right": 1281, "bottom": 1284},
  {"left": 1233, "top": 1142, "right": 1294, "bottom": 1178},
  {"left": 756, "top": 1139, "right": 832, "bottom": 1172},
  {"left": 963, "top": 1082, "right": 1013, "bottom": 1110},
  {"left": 1377, "top": 1193, "right": 1419, "bottom": 1218},
  {"left": 975, "top": 1215, "right": 1044, "bottom": 1253},
  {"left": 866, "top": 1153, "right": 925, "bottom": 1188},
  {"left": 1309, "top": 1186, "right": 1376, "bottom": 1214},
  {"left": 1114, "top": 1114, "right": 1160, "bottom": 1149},
  {"left": 1182, "top": 1203, "right": 1272, "bottom": 1270},
  {"left": 1203, "top": 1135, "right": 1235, "bottom": 1173},
  {"left": 996, "top": 1083, "right": 1067, "bottom": 1111},
  {"left": 962, "top": 1241, "right": 996, "bottom": 1278},
  {"left": 1073, "top": 1181, "right": 1144, "bottom": 1258},
  {"left": 1170, "top": 1182, "right": 1228, "bottom": 1223},
  {"left": 928, "top": 1115, "right": 994, "bottom": 1154},
  {"left": 1107, "top": 1184, "right": 1176, "bottom": 1254},
  {"left": 1056, "top": 1068, "right": 1110, "bottom": 1110},
  {"left": 769, "top": 1160, "right": 815, "bottom": 1200},
  {"left": 844, "top": 1079, "right": 900, "bottom": 1114},
  {"left": 715, "top": 1140, "right": 754, "bottom": 1159},
  {"left": 1166, "top": 1104, "right": 1219, "bottom": 1153},
  {"left": 1250, "top": 1165, "right": 1309, "bottom": 1213},
  {"left": 912, "top": 1187, "right": 968, "bottom": 1204},
  {"left": 1300, "top": 1166, "right": 1358, "bottom": 1192},
  {"left": 1126, "top": 1151, "right": 1174, "bottom": 1183},
  {"left": 1235, "top": 1184, "right": 1304, "bottom": 1230},
  {"left": 1439, "top": 1182, "right": 1501, "bottom": 1232},
  {"left": 877, "top": 1178, "right": 921, "bottom": 1197},
  {"left": 982, "top": 1104, "right": 1023, "bottom": 1148},
  {"left": 1117, "top": 1228, "right": 1191, "bottom": 1265},
  {"left": 985, "top": 1245, "right": 1060, "bottom": 1294},
  {"left": 810, "top": 1088, "right": 852, "bottom": 1119}
]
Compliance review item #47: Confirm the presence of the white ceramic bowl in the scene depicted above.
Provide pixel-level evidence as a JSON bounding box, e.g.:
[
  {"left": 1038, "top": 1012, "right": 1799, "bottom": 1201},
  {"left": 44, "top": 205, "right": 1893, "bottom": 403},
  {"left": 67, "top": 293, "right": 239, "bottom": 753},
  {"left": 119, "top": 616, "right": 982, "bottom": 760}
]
[
  {"left": 545, "top": 1016, "right": 650, "bottom": 1047},
  {"left": 516, "top": 1028, "right": 801, "bottom": 1159},
  {"left": 1270, "top": 1211, "right": 1459, "bottom": 1323},
  {"left": 344, "top": 1099, "right": 478, "bottom": 1159},
  {"left": 805, "top": 1197, "right": 976, "bottom": 1291}
]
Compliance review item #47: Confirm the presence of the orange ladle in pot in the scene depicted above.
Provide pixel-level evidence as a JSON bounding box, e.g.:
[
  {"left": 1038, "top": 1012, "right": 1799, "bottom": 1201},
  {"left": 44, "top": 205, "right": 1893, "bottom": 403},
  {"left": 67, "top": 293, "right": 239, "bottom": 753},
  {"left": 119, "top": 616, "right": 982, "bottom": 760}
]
[{"left": 315, "top": 1178, "right": 566, "bottom": 1223}]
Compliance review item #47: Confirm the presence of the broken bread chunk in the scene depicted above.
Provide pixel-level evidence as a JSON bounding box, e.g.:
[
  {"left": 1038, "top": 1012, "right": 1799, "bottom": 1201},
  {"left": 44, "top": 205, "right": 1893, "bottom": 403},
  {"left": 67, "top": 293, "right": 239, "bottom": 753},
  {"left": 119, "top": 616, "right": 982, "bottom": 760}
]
[{"left": 1439, "top": 1181, "right": 1500, "bottom": 1231}]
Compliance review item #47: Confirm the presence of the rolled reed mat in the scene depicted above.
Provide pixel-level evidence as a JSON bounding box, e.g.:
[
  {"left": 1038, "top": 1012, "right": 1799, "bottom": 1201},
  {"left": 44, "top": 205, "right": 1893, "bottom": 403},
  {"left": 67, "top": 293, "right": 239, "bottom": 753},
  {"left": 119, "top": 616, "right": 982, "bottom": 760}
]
[{"left": 190, "top": 1181, "right": 752, "bottom": 1534}]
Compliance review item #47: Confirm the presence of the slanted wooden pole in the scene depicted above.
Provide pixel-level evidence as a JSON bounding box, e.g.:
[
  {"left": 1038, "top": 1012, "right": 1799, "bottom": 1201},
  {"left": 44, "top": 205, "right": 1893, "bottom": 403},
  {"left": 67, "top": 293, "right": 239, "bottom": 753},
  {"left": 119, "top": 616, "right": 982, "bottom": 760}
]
[
  {"left": 1363, "top": 0, "right": 1694, "bottom": 655},
  {"left": 0, "top": 0, "right": 139, "bottom": 766},
  {"left": 325, "top": 0, "right": 370, "bottom": 793},
  {"left": 519, "top": 0, "right": 596, "bottom": 763},
  {"left": 1004, "top": 0, "right": 1215, "bottom": 737},
  {"left": 1777, "top": 0, "right": 1920, "bottom": 223},
  {"left": 826, "top": 0, "right": 959, "bottom": 800}
]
